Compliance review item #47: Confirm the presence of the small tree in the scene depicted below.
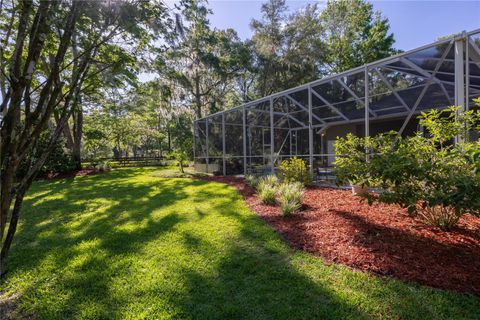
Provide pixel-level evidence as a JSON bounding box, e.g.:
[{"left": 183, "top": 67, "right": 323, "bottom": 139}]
[
  {"left": 173, "top": 149, "right": 189, "bottom": 173},
  {"left": 338, "top": 104, "right": 480, "bottom": 230}
]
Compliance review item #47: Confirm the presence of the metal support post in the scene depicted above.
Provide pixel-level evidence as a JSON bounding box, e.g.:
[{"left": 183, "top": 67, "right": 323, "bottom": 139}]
[
  {"left": 365, "top": 66, "right": 370, "bottom": 138},
  {"left": 465, "top": 34, "right": 470, "bottom": 111},
  {"left": 365, "top": 66, "right": 370, "bottom": 160},
  {"left": 455, "top": 37, "right": 465, "bottom": 110},
  {"left": 455, "top": 36, "right": 465, "bottom": 142},
  {"left": 242, "top": 106, "right": 247, "bottom": 175},
  {"left": 270, "top": 98, "right": 275, "bottom": 174},
  {"left": 308, "top": 85, "right": 314, "bottom": 177}
]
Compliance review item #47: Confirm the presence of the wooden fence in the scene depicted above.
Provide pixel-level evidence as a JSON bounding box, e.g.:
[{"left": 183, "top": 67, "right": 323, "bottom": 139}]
[{"left": 83, "top": 156, "right": 173, "bottom": 168}]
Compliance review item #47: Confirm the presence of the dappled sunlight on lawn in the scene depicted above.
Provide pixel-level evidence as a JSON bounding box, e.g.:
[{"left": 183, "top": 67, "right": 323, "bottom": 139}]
[{"left": 1, "top": 168, "right": 478, "bottom": 319}]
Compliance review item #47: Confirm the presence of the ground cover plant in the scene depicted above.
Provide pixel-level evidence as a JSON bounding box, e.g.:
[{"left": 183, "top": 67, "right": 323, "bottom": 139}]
[
  {"left": 244, "top": 174, "right": 259, "bottom": 188},
  {"left": 256, "top": 175, "right": 279, "bottom": 204},
  {"left": 277, "top": 182, "right": 304, "bottom": 216},
  {"left": 1, "top": 168, "right": 479, "bottom": 319},
  {"left": 255, "top": 174, "right": 305, "bottom": 215}
]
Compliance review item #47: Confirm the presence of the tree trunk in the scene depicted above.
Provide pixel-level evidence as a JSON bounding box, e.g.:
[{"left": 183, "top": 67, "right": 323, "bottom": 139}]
[
  {"left": 72, "top": 103, "right": 83, "bottom": 169},
  {"left": 167, "top": 127, "right": 171, "bottom": 152},
  {"left": 0, "top": 185, "right": 27, "bottom": 277},
  {"left": 194, "top": 74, "right": 202, "bottom": 119},
  {"left": 113, "top": 147, "right": 120, "bottom": 159}
]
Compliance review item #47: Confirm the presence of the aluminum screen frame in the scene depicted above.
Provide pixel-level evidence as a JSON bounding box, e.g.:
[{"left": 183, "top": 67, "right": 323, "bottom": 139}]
[{"left": 194, "top": 29, "right": 479, "bottom": 177}]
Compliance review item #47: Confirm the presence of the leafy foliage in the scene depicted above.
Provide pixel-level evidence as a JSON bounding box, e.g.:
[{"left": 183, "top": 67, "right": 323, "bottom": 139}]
[
  {"left": 278, "top": 157, "right": 311, "bottom": 186},
  {"left": 277, "top": 182, "right": 304, "bottom": 216},
  {"left": 18, "top": 131, "right": 77, "bottom": 177},
  {"left": 336, "top": 105, "right": 480, "bottom": 229},
  {"left": 245, "top": 174, "right": 260, "bottom": 188},
  {"left": 279, "top": 199, "right": 301, "bottom": 216},
  {"left": 249, "top": 0, "right": 397, "bottom": 96},
  {"left": 258, "top": 183, "right": 278, "bottom": 205},
  {"left": 320, "top": 0, "right": 397, "bottom": 73},
  {"left": 161, "top": 0, "right": 252, "bottom": 118},
  {"left": 334, "top": 134, "right": 372, "bottom": 187},
  {"left": 256, "top": 175, "right": 280, "bottom": 204},
  {"left": 172, "top": 150, "right": 190, "bottom": 173}
]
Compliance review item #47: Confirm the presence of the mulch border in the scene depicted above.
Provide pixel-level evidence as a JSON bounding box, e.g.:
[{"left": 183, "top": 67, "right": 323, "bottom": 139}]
[{"left": 199, "top": 175, "right": 480, "bottom": 296}]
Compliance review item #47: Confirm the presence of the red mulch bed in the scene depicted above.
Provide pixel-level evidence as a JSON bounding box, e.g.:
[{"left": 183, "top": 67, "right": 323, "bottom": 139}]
[{"left": 200, "top": 176, "right": 480, "bottom": 295}]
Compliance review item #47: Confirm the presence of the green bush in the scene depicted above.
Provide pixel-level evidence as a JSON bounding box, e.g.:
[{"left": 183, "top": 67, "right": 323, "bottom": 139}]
[
  {"left": 279, "top": 157, "right": 311, "bottom": 186},
  {"left": 172, "top": 150, "right": 190, "bottom": 173},
  {"left": 277, "top": 182, "right": 304, "bottom": 216},
  {"left": 245, "top": 174, "right": 259, "bottom": 187},
  {"left": 17, "top": 130, "right": 76, "bottom": 178},
  {"left": 280, "top": 199, "right": 301, "bottom": 216},
  {"left": 261, "top": 174, "right": 279, "bottom": 186},
  {"left": 256, "top": 175, "right": 279, "bottom": 205},
  {"left": 257, "top": 182, "right": 277, "bottom": 205},
  {"left": 339, "top": 104, "right": 480, "bottom": 230},
  {"left": 334, "top": 134, "right": 374, "bottom": 187},
  {"left": 278, "top": 182, "right": 304, "bottom": 204},
  {"left": 97, "top": 161, "right": 112, "bottom": 172}
]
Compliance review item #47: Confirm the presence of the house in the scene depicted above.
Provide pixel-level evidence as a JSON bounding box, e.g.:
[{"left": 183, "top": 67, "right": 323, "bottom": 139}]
[{"left": 194, "top": 29, "right": 480, "bottom": 180}]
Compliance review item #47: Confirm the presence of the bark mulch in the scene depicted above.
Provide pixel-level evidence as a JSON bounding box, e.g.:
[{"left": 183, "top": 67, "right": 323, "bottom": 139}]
[{"left": 200, "top": 176, "right": 480, "bottom": 295}]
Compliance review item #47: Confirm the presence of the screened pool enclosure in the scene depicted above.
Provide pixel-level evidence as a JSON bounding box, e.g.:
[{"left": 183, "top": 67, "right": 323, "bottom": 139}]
[{"left": 194, "top": 29, "right": 480, "bottom": 180}]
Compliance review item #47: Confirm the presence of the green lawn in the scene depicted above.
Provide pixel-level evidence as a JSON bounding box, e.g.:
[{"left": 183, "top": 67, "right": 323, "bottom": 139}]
[{"left": 1, "top": 167, "right": 479, "bottom": 319}]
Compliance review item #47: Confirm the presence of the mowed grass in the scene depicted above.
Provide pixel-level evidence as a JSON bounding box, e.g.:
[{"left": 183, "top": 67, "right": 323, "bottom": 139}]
[{"left": 1, "top": 167, "right": 479, "bottom": 319}]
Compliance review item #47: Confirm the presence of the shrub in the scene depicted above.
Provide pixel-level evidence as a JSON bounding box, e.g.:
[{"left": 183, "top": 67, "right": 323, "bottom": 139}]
[
  {"left": 17, "top": 131, "right": 76, "bottom": 178},
  {"left": 172, "top": 150, "right": 190, "bottom": 173},
  {"left": 98, "top": 161, "right": 112, "bottom": 172},
  {"left": 280, "top": 199, "right": 301, "bottom": 216},
  {"left": 334, "top": 134, "right": 374, "bottom": 187},
  {"left": 257, "top": 182, "right": 277, "bottom": 205},
  {"left": 260, "top": 174, "right": 279, "bottom": 186},
  {"left": 277, "top": 182, "right": 304, "bottom": 216},
  {"left": 245, "top": 174, "right": 259, "bottom": 188},
  {"left": 279, "top": 157, "right": 311, "bottom": 186},
  {"left": 278, "top": 182, "right": 304, "bottom": 203},
  {"left": 256, "top": 175, "right": 279, "bottom": 205},
  {"left": 341, "top": 105, "right": 480, "bottom": 230}
]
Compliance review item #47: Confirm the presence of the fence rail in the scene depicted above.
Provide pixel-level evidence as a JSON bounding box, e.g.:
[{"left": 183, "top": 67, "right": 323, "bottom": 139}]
[{"left": 82, "top": 156, "right": 172, "bottom": 168}]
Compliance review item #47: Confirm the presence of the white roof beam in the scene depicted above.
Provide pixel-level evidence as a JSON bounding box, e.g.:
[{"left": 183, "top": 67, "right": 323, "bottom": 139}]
[
  {"left": 373, "top": 67, "right": 411, "bottom": 111},
  {"left": 336, "top": 79, "right": 377, "bottom": 117},
  {"left": 286, "top": 94, "right": 326, "bottom": 124},
  {"left": 400, "top": 57, "right": 453, "bottom": 104},
  {"left": 310, "top": 89, "right": 349, "bottom": 121},
  {"left": 468, "top": 39, "right": 480, "bottom": 67}
]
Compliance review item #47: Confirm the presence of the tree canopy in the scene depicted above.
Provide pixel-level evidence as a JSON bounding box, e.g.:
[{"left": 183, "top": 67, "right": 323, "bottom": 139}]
[{"left": 0, "top": 0, "right": 398, "bottom": 275}]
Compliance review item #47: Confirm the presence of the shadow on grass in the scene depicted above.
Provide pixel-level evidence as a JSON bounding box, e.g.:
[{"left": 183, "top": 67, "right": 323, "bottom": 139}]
[{"left": 2, "top": 168, "right": 479, "bottom": 319}]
